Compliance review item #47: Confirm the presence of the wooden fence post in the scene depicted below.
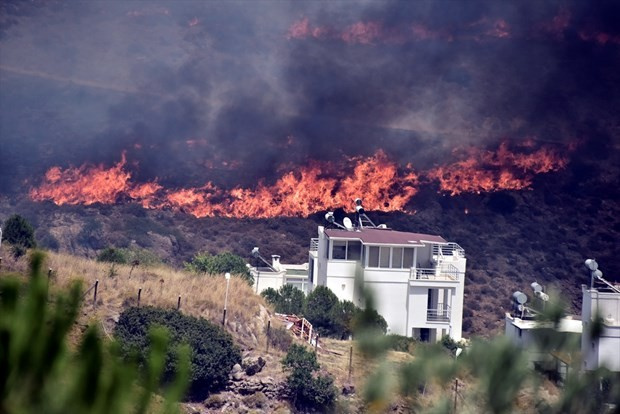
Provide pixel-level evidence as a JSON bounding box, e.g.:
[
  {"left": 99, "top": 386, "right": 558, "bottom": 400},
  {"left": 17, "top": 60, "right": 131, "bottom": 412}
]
[
  {"left": 138, "top": 288, "right": 142, "bottom": 307},
  {"left": 348, "top": 346, "right": 353, "bottom": 382},
  {"left": 177, "top": 295, "right": 181, "bottom": 310},
  {"left": 93, "top": 280, "right": 99, "bottom": 307},
  {"left": 265, "top": 320, "right": 271, "bottom": 354},
  {"left": 315, "top": 332, "right": 319, "bottom": 355}
]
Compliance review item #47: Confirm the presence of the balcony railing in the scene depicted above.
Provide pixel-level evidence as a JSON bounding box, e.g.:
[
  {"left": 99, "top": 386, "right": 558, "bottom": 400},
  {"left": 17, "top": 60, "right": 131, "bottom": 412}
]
[
  {"left": 309, "top": 238, "right": 319, "bottom": 252},
  {"left": 427, "top": 305, "right": 451, "bottom": 322},
  {"left": 411, "top": 264, "right": 461, "bottom": 281},
  {"left": 432, "top": 243, "right": 465, "bottom": 259}
]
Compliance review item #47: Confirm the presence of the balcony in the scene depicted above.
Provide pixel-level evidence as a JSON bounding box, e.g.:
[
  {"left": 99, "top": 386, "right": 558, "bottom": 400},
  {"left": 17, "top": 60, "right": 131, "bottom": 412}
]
[
  {"left": 411, "top": 264, "right": 461, "bottom": 281},
  {"left": 427, "top": 305, "right": 451, "bottom": 322},
  {"left": 432, "top": 243, "right": 465, "bottom": 259}
]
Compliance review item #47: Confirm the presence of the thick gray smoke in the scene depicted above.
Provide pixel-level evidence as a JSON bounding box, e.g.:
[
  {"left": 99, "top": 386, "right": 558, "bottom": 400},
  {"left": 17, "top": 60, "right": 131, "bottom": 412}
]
[{"left": 0, "top": 0, "right": 618, "bottom": 192}]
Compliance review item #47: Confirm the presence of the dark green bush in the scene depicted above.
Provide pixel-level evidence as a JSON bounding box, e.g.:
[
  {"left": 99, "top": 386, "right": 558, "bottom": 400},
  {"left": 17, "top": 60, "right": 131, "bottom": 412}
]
[
  {"left": 96, "top": 247, "right": 128, "bottom": 264},
  {"left": 304, "top": 286, "right": 340, "bottom": 336},
  {"left": 114, "top": 306, "right": 241, "bottom": 401},
  {"left": 261, "top": 284, "right": 306, "bottom": 315},
  {"left": 184, "top": 251, "right": 253, "bottom": 285},
  {"left": 282, "top": 344, "right": 337, "bottom": 410},
  {"left": 2, "top": 214, "right": 36, "bottom": 257}
]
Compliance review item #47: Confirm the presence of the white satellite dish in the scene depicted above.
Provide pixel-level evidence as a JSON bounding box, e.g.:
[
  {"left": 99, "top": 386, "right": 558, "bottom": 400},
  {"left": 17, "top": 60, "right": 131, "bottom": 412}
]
[
  {"left": 343, "top": 217, "right": 353, "bottom": 230},
  {"left": 531, "top": 282, "right": 543, "bottom": 293},
  {"left": 593, "top": 269, "right": 603, "bottom": 279}
]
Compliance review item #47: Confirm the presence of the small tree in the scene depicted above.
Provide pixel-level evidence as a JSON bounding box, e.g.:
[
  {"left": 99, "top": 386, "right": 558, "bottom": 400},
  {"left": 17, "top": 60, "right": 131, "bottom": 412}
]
[
  {"left": 304, "top": 286, "right": 340, "bottom": 336},
  {"left": 330, "top": 300, "right": 357, "bottom": 339},
  {"left": 282, "top": 344, "right": 337, "bottom": 410},
  {"left": 2, "top": 214, "right": 36, "bottom": 256}
]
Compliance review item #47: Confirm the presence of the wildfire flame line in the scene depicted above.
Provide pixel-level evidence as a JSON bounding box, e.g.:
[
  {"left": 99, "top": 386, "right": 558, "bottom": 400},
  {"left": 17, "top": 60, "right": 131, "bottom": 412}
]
[{"left": 29, "top": 142, "right": 570, "bottom": 218}]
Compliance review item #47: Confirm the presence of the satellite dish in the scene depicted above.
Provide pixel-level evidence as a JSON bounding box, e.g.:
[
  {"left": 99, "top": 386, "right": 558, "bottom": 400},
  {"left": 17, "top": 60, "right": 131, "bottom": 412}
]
[
  {"left": 531, "top": 282, "right": 543, "bottom": 293},
  {"left": 593, "top": 269, "right": 603, "bottom": 279},
  {"left": 585, "top": 259, "right": 598, "bottom": 271},
  {"left": 343, "top": 217, "right": 353, "bottom": 230},
  {"left": 354, "top": 198, "right": 363, "bottom": 206},
  {"left": 517, "top": 304, "right": 524, "bottom": 312},
  {"left": 251, "top": 247, "right": 260, "bottom": 257},
  {"left": 325, "top": 212, "right": 335, "bottom": 223},
  {"left": 512, "top": 291, "right": 527, "bottom": 304}
]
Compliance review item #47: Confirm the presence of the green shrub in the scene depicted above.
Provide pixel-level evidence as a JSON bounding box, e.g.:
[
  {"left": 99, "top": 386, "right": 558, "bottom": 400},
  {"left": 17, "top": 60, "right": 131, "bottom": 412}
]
[
  {"left": 261, "top": 285, "right": 306, "bottom": 315},
  {"left": 184, "top": 251, "right": 253, "bottom": 285},
  {"left": 302, "top": 286, "right": 388, "bottom": 339},
  {"left": 114, "top": 306, "right": 241, "bottom": 401},
  {"left": 282, "top": 344, "right": 337, "bottom": 411},
  {"left": 96, "top": 247, "right": 128, "bottom": 264},
  {"left": 2, "top": 214, "right": 37, "bottom": 257}
]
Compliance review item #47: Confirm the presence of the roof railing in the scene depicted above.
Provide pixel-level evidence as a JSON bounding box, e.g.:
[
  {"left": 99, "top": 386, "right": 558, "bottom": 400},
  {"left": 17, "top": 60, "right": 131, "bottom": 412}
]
[{"left": 309, "top": 238, "right": 319, "bottom": 251}]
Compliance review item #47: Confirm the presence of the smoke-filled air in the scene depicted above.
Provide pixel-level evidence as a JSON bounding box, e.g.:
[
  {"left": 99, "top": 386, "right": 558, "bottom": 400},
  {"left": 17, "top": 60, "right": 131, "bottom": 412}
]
[{"left": 1, "top": 0, "right": 619, "bottom": 217}]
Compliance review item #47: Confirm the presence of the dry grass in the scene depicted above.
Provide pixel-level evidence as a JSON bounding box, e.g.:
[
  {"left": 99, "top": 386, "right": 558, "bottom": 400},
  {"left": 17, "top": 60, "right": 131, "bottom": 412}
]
[{"left": 0, "top": 246, "right": 273, "bottom": 349}]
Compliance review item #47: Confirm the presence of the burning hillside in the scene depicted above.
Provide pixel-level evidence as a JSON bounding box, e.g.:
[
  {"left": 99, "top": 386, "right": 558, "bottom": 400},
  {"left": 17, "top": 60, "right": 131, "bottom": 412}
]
[{"left": 29, "top": 140, "right": 570, "bottom": 218}]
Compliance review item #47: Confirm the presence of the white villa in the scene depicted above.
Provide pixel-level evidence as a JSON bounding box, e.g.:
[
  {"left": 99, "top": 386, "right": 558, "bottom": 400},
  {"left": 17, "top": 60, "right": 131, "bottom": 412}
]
[
  {"left": 581, "top": 281, "right": 620, "bottom": 372},
  {"left": 249, "top": 201, "right": 467, "bottom": 342},
  {"left": 505, "top": 260, "right": 620, "bottom": 379}
]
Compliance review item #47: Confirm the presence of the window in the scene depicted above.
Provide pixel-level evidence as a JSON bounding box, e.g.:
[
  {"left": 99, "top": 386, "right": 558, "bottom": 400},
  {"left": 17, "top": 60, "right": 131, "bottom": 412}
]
[
  {"left": 366, "top": 246, "right": 417, "bottom": 269},
  {"left": 392, "top": 247, "right": 403, "bottom": 268},
  {"left": 348, "top": 241, "right": 361, "bottom": 260},
  {"left": 332, "top": 240, "right": 347, "bottom": 260},
  {"left": 331, "top": 240, "right": 362, "bottom": 261},
  {"left": 403, "top": 248, "right": 414, "bottom": 268},
  {"left": 368, "top": 246, "right": 380, "bottom": 267},
  {"left": 379, "top": 247, "right": 390, "bottom": 268}
]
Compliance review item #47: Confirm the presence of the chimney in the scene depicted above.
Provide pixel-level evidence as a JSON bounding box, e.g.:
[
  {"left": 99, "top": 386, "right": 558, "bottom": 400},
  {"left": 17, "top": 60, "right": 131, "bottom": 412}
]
[{"left": 271, "top": 255, "right": 281, "bottom": 271}]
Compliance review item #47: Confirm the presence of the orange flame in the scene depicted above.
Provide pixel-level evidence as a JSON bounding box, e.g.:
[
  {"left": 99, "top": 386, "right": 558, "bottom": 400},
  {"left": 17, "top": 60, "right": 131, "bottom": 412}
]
[
  {"left": 426, "top": 141, "right": 568, "bottom": 195},
  {"left": 30, "top": 153, "right": 132, "bottom": 205},
  {"left": 29, "top": 142, "right": 570, "bottom": 217}
]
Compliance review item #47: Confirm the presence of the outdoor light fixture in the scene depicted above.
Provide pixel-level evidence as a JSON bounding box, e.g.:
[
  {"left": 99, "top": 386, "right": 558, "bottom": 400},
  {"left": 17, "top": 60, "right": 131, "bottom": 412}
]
[{"left": 223, "top": 272, "right": 231, "bottom": 326}]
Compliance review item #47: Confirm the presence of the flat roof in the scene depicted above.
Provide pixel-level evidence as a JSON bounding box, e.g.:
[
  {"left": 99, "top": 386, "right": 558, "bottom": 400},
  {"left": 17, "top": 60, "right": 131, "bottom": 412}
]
[
  {"left": 508, "top": 315, "right": 583, "bottom": 334},
  {"left": 325, "top": 228, "right": 447, "bottom": 245}
]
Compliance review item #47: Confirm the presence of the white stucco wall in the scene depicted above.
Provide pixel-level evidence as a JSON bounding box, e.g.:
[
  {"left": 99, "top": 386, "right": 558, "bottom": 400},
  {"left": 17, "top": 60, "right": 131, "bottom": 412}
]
[
  {"left": 581, "top": 287, "right": 620, "bottom": 372},
  {"left": 253, "top": 271, "right": 285, "bottom": 294}
]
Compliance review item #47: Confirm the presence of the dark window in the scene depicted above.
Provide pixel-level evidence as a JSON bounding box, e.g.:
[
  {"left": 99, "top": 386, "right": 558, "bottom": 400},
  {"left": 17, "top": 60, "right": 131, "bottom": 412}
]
[
  {"left": 348, "top": 241, "right": 361, "bottom": 261},
  {"left": 332, "top": 240, "right": 347, "bottom": 260},
  {"left": 392, "top": 247, "right": 403, "bottom": 268},
  {"left": 368, "top": 246, "right": 380, "bottom": 267},
  {"left": 403, "top": 248, "right": 414, "bottom": 268}
]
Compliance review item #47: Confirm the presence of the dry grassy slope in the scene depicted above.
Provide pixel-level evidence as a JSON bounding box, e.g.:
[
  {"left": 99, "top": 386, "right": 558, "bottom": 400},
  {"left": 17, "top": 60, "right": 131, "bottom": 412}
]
[{"left": 0, "top": 245, "right": 272, "bottom": 350}]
